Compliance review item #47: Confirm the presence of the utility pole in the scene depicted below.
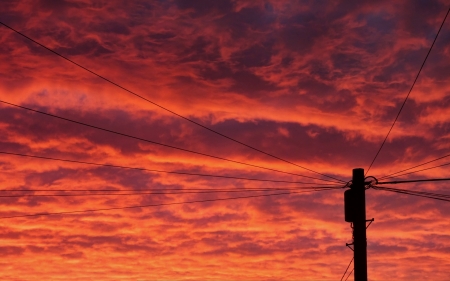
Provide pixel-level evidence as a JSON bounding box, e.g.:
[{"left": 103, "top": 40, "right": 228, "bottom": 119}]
[
  {"left": 345, "top": 168, "right": 368, "bottom": 281},
  {"left": 352, "top": 168, "right": 367, "bottom": 281}
]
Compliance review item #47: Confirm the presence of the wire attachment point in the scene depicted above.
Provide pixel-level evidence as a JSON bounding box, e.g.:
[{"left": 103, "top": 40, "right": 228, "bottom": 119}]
[
  {"left": 366, "top": 218, "right": 374, "bottom": 229},
  {"left": 346, "top": 242, "right": 354, "bottom": 252}
]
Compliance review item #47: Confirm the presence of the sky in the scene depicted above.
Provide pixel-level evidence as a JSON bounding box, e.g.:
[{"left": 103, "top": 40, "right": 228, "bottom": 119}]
[{"left": 1, "top": 0, "right": 450, "bottom": 280}]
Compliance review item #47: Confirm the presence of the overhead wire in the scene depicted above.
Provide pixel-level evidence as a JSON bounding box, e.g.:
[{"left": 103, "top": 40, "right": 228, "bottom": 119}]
[
  {"left": 0, "top": 21, "right": 344, "bottom": 184},
  {"left": 0, "top": 186, "right": 344, "bottom": 192},
  {"left": 340, "top": 257, "right": 353, "bottom": 281},
  {"left": 344, "top": 268, "right": 353, "bottom": 281},
  {"left": 377, "top": 178, "right": 450, "bottom": 185},
  {"left": 375, "top": 186, "right": 450, "bottom": 198},
  {"left": 0, "top": 185, "right": 343, "bottom": 192},
  {"left": 365, "top": 7, "right": 450, "bottom": 176},
  {"left": 373, "top": 186, "right": 450, "bottom": 202},
  {"left": 0, "top": 186, "right": 343, "bottom": 198},
  {"left": 0, "top": 100, "right": 343, "bottom": 184},
  {"left": 0, "top": 188, "right": 341, "bottom": 219},
  {"left": 0, "top": 151, "right": 340, "bottom": 185},
  {"left": 379, "top": 159, "right": 450, "bottom": 180}
]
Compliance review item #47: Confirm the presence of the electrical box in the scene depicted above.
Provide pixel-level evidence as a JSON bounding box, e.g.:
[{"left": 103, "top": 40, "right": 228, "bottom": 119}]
[{"left": 344, "top": 189, "right": 355, "bottom": 222}]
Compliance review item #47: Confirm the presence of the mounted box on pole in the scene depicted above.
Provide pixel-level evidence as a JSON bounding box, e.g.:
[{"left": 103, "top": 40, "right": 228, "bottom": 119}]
[{"left": 344, "top": 188, "right": 355, "bottom": 222}]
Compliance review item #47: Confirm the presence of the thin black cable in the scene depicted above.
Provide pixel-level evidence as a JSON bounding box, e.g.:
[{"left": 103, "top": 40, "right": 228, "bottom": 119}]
[
  {"left": 385, "top": 187, "right": 450, "bottom": 198},
  {"left": 0, "top": 21, "right": 344, "bottom": 184},
  {"left": 0, "top": 100, "right": 342, "bottom": 184},
  {"left": 375, "top": 186, "right": 450, "bottom": 199},
  {"left": 402, "top": 189, "right": 450, "bottom": 199},
  {"left": 365, "top": 7, "right": 450, "bottom": 175},
  {"left": 344, "top": 268, "right": 353, "bottom": 281},
  {"left": 0, "top": 186, "right": 343, "bottom": 192},
  {"left": 377, "top": 178, "right": 450, "bottom": 185},
  {"left": 380, "top": 161, "right": 450, "bottom": 180},
  {"left": 340, "top": 257, "right": 353, "bottom": 281},
  {"left": 374, "top": 187, "right": 450, "bottom": 202},
  {"left": 373, "top": 186, "right": 450, "bottom": 202},
  {"left": 379, "top": 153, "right": 450, "bottom": 180},
  {"left": 0, "top": 187, "right": 342, "bottom": 197},
  {"left": 0, "top": 151, "right": 339, "bottom": 185},
  {"left": 0, "top": 188, "right": 340, "bottom": 219}
]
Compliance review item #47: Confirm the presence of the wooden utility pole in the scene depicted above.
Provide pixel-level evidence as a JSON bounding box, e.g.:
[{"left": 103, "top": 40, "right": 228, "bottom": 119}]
[
  {"left": 352, "top": 168, "right": 367, "bottom": 281},
  {"left": 344, "top": 168, "right": 368, "bottom": 281}
]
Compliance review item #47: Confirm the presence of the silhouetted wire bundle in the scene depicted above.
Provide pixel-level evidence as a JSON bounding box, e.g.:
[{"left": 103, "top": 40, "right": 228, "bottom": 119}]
[
  {"left": 379, "top": 155, "right": 450, "bottom": 180},
  {"left": 373, "top": 186, "right": 450, "bottom": 202}
]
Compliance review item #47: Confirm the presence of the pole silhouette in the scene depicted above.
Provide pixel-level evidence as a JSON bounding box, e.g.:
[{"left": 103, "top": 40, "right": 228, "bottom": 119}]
[
  {"left": 344, "top": 168, "right": 368, "bottom": 281},
  {"left": 352, "top": 168, "right": 367, "bottom": 281}
]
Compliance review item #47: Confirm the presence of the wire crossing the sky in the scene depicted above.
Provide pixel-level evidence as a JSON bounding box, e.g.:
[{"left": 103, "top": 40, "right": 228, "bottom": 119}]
[
  {"left": 0, "top": 21, "right": 343, "bottom": 183},
  {"left": 0, "top": 188, "right": 340, "bottom": 219},
  {"left": 0, "top": 151, "right": 340, "bottom": 185},
  {"left": 373, "top": 186, "right": 450, "bottom": 202},
  {"left": 0, "top": 100, "right": 343, "bottom": 184},
  {"left": 344, "top": 268, "right": 353, "bottom": 281},
  {"left": 0, "top": 186, "right": 343, "bottom": 192},
  {"left": 380, "top": 153, "right": 450, "bottom": 180},
  {"left": 377, "top": 178, "right": 450, "bottom": 185},
  {"left": 381, "top": 161, "right": 450, "bottom": 180},
  {"left": 340, "top": 257, "right": 353, "bottom": 281},
  {"left": 0, "top": 187, "right": 342, "bottom": 198},
  {"left": 365, "top": 7, "right": 450, "bottom": 175}
]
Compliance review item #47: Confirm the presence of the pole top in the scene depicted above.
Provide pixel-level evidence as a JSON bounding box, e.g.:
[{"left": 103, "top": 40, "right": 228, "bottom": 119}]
[
  {"left": 352, "top": 168, "right": 364, "bottom": 175},
  {"left": 352, "top": 168, "right": 365, "bottom": 185}
]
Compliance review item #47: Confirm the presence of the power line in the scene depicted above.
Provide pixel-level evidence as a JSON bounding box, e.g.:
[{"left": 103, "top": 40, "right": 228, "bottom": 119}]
[
  {"left": 344, "top": 268, "right": 353, "bottom": 281},
  {"left": 0, "top": 100, "right": 342, "bottom": 184},
  {"left": 0, "top": 186, "right": 343, "bottom": 192},
  {"left": 340, "top": 257, "right": 353, "bottom": 281},
  {"left": 375, "top": 186, "right": 450, "bottom": 199},
  {"left": 383, "top": 162, "right": 450, "bottom": 180},
  {"left": 0, "top": 151, "right": 340, "bottom": 185},
  {"left": 373, "top": 186, "right": 450, "bottom": 202},
  {"left": 365, "top": 7, "right": 450, "bottom": 175},
  {"left": 377, "top": 178, "right": 450, "bottom": 185},
  {"left": 0, "top": 187, "right": 342, "bottom": 198},
  {"left": 0, "top": 21, "right": 343, "bottom": 184},
  {"left": 0, "top": 188, "right": 340, "bottom": 219},
  {"left": 380, "top": 159, "right": 450, "bottom": 180}
]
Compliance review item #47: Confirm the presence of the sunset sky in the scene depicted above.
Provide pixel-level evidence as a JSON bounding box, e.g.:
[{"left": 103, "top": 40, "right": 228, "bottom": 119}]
[{"left": 1, "top": 0, "right": 450, "bottom": 280}]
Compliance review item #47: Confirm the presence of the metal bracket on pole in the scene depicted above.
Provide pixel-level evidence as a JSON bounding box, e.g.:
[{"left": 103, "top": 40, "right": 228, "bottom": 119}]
[
  {"left": 366, "top": 218, "right": 374, "bottom": 229},
  {"left": 346, "top": 242, "right": 354, "bottom": 252}
]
